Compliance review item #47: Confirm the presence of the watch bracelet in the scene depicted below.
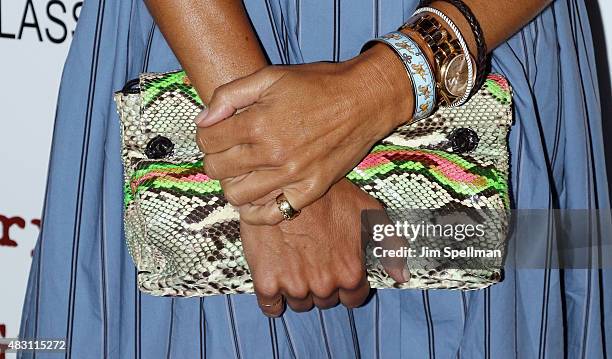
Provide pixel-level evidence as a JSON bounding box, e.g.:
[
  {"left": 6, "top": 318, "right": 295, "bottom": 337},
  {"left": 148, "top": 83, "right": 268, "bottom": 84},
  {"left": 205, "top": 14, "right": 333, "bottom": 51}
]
[
  {"left": 411, "top": 7, "right": 476, "bottom": 106},
  {"left": 402, "top": 14, "right": 465, "bottom": 106},
  {"left": 419, "top": 0, "right": 487, "bottom": 95}
]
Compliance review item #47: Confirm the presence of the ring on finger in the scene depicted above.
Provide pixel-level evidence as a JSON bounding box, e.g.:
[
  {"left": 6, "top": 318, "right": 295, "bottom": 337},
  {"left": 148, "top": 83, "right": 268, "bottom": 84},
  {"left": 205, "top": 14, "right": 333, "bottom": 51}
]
[
  {"left": 276, "top": 193, "right": 300, "bottom": 221},
  {"left": 258, "top": 295, "right": 285, "bottom": 308}
]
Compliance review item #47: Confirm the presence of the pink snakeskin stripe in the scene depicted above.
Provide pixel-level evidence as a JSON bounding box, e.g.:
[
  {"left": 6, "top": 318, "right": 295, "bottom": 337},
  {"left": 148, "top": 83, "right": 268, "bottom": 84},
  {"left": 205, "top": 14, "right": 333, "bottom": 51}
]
[{"left": 357, "top": 149, "right": 484, "bottom": 185}]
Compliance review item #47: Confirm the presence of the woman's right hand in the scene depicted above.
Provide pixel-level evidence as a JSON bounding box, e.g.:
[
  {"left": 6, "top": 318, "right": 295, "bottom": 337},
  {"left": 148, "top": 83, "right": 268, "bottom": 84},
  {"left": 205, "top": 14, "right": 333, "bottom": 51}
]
[{"left": 241, "top": 179, "right": 409, "bottom": 317}]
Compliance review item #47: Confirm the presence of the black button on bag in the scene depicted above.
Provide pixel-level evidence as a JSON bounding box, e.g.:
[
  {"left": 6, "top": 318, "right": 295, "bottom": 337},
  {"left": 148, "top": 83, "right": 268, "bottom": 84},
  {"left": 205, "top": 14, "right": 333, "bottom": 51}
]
[
  {"left": 449, "top": 128, "right": 479, "bottom": 153},
  {"left": 145, "top": 135, "right": 174, "bottom": 159}
]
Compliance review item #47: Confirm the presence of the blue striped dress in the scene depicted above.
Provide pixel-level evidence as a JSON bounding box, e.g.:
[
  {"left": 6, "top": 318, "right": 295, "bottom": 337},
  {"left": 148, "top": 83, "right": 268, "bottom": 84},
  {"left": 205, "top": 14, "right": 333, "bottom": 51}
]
[{"left": 18, "top": 0, "right": 611, "bottom": 358}]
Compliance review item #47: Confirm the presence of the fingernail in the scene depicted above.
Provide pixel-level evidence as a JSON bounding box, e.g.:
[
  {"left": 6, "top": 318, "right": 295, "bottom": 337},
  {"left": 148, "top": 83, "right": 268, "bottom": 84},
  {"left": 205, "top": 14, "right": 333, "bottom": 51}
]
[
  {"left": 402, "top": 265, "right": 411, "bottom": 283},
  {"left": 193, "top": 108, "right": 209, "bottom": 126}
]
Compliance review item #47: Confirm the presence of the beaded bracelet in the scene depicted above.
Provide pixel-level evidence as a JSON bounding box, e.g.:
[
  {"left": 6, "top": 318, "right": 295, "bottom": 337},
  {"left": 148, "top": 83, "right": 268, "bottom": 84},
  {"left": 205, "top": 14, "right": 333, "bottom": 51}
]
[
  {"left": 363, "top": 31, "right": 437, "bottom": 121},
  {"left": 413, "top": 6, "right": 474, "bottom": 106}
]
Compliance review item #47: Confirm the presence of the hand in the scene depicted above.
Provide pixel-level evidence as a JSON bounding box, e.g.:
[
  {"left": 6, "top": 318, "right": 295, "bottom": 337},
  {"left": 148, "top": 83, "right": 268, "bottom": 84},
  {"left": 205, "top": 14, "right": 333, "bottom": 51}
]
[
  {"left": 242, "top": 179, "right": 409, "bottom": 317},
  {"left": 195, "top": 45, "right": 414, "bottom": 225}
]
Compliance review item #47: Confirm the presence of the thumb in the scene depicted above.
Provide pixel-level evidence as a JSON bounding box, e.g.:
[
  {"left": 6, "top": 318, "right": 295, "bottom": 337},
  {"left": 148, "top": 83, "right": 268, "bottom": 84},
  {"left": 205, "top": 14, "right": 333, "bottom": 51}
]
[
  {"left": 364, "top": 209, "right": 411, "bottom": 284},
  {"left": 194, "top": 67, "right": 282, "bottom": 127}
]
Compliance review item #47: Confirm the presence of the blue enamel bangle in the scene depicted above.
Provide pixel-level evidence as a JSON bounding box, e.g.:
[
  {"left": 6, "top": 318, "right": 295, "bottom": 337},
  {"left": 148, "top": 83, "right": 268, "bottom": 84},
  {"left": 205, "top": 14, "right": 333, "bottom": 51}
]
[{"left": 365, "top": 31, "right": 436, "bottom": 121}]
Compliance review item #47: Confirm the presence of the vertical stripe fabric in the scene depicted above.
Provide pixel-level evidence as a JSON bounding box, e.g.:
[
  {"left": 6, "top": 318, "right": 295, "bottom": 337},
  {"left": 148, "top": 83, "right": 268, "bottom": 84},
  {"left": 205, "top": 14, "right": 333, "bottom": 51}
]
[{"left": 18, "top": 0, "right": 611, "bottom": 358}]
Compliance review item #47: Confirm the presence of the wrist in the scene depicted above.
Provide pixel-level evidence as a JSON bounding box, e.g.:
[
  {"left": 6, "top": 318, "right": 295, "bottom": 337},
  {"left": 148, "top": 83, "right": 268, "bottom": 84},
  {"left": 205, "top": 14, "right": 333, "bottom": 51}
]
[{"left": 346, "top": 43, "right": 416, "bottom": 131}]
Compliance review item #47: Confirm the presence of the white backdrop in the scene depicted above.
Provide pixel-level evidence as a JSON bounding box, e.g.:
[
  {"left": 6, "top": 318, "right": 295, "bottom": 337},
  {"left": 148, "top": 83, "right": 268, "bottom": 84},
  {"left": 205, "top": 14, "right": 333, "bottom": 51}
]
[
  {"left": 0, "top": 1, "right": 611, "bottom": 357},
  {"left": 0, "top": 0, "right": 82, "bottom": 355}
]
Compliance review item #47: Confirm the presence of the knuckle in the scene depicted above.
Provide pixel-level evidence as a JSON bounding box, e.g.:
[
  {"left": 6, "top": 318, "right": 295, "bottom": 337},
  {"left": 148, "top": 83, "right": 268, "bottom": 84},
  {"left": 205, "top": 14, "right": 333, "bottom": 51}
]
[
  {"left": 339, "top": 266, "right": 365, "bottom": 290},
  {"left": 203, "top": 156, "right": 219, "bottom": 179},
  {"left": 283, "top": 161, "right": 301, "bottom": 180},
  {"left": 212, "top": 85, "right": 229, "bottom": 103},
  {"left": 241, "top": 213, "right": 263, "bottom": 226},
  {"left": 223, "top": 186, "right": 245, "bottom": 206},
  {"left": 310, "top": 281, "right": 335, "bottom": 299},
  {"left": 284, "top": 283, "right": 309, "bottom": 300},
  {"left": 260, "top": 213, "right": 281, "bottom": 226},
  {"left": 301, "top": 174, "right": 321, "bottom": 193},
  {"left": 297, "top": 176, "right": 327, "bottom": 203},
  {"left": 255, "top": 281, "right": 280, "bottom": 299},
  {"left": 311, "top": 171, "right": 329, "bottom": 190},
  {"left": 196, "top": 130, "right": 210, "bottom": 154}
]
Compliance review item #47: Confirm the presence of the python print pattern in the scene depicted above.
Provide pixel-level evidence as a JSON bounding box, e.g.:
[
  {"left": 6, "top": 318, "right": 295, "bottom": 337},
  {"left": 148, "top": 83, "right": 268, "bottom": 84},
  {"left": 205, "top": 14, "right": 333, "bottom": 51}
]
[{"left": 114, "top": 71, "right": 512, "bottom": 297}]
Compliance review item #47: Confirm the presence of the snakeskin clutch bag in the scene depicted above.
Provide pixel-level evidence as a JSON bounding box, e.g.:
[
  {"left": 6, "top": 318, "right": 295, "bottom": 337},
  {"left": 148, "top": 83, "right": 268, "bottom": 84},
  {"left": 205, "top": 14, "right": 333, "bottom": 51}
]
[{"left": 114, "top": 71, "right": 512, "bottom": 297}]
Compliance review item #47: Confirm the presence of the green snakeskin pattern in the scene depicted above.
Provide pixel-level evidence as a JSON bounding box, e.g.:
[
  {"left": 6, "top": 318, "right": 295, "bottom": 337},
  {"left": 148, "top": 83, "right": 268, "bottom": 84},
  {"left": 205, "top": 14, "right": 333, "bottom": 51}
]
[{"left": 114, "top": 71, "right": 513, "bottom": 297}]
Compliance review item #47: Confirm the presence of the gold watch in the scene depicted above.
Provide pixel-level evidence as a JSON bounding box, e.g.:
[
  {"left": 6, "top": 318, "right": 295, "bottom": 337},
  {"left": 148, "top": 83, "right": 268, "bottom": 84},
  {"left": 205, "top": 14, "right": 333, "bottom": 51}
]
[{"left": 402, "top": 15, "right": 475, "bottom": 106}]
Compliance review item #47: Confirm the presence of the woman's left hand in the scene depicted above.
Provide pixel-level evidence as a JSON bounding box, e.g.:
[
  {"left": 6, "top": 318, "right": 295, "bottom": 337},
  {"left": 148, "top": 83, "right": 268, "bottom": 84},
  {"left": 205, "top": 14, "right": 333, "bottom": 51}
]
[{"left": 195, "top": 46, "right": 413, "bottom": 225}]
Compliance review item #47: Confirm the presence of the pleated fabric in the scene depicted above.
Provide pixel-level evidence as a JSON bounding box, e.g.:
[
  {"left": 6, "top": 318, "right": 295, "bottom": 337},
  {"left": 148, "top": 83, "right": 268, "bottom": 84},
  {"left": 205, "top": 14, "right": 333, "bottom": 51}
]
[{"left": 18, "top": 0, "right": 611, "bottom": 358}]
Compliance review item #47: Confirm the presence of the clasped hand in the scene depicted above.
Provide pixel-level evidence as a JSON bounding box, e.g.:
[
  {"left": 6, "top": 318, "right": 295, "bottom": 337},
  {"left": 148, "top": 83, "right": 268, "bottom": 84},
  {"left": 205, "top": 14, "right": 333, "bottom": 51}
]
[
  {"left": 194, "top": 50, "right": 412, "bottom": 316},
  {"left": 195, "top": 55, "right": 410, "bottom": 225}
]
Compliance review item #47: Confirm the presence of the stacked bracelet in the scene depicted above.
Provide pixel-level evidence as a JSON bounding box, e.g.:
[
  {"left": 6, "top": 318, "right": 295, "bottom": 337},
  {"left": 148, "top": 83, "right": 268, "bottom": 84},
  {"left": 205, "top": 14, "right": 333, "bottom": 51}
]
[
  {"left": 364, "top": 31, "right": 437, "bottom": 121},
  {"left": 420, "top": 0, "right": 488, "bottom": 95},
  {"left": 412, "top": 7, "right": 474, "bottom": 106}
]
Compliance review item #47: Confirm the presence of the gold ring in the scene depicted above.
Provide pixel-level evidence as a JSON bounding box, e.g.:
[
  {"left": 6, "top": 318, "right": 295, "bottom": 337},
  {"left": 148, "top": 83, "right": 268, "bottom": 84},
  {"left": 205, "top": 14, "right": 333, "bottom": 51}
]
[
  {"left": 276, "top": 194, "right": 301, "bottom": 221},
  {"left": 259, "top": 296, "right": 284, "bottom": 308}
]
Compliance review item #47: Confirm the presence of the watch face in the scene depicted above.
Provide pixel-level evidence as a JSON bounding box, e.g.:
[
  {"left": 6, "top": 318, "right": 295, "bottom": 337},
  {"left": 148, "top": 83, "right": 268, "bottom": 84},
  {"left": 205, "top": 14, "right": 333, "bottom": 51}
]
[{"left": 443, "top": 54, "right": 471, "bottom": 97}]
